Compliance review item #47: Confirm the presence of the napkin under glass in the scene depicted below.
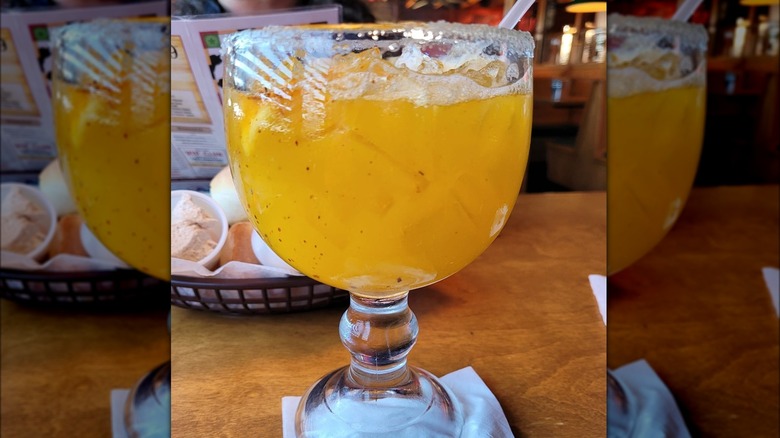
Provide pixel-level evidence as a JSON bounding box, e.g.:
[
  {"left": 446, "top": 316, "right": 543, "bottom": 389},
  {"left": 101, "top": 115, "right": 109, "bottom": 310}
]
[
  {"left": 282, "top": 366, "right": 513, "bottom": 438},
  {"left": 763, "top": 267, "right": 779, "bottom": 317},
  {"left": 608, "top": 360, "right": 690, "bottom": 438},
  {"left": 589, "top": 274, "right": 607, "bottom": 325},
  {"left": 111, "top": 389, "right": 131, "bottom": 438}
]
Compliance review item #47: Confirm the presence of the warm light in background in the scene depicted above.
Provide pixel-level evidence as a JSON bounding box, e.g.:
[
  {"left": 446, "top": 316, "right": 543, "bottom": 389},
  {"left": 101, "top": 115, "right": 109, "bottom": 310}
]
[
  {"left": 739, "top": 0, "right": 779, "bottom": 6},
  {"left": 560, "top": 25, "right": 575, "bottom": 64},
  {"left": 565, "top": 0, "right": 607, "bottom": 13}
]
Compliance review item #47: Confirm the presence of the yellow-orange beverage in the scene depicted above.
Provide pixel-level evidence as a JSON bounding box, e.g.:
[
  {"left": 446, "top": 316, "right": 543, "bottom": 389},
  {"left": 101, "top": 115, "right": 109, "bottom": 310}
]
[
  {"left": 224, "top": 33, "right": 532, "bottom": 296},
  {"left": 52, "top": 20, "right": 170, "bottom": 280},
  {"left": 607, "top": 87, "right": 705, "bottom": 274},
  {"left": 607, "top": 14, "right": 708, "bottom": 275}
]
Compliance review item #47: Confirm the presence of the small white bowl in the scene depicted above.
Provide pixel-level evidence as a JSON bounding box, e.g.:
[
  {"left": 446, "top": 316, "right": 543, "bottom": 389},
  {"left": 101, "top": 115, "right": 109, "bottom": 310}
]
[
  {"left": 79, "top": 223, "right": 131, "bottom": 268},
  {"left": 170, "top": 190, "right": 228, "bottom": 270},
  {"left": 250, "top": 230, "right": 303, "bottom": 276},
  {"left": 0, "top": 183, "right": 57, "bottom": 261}
]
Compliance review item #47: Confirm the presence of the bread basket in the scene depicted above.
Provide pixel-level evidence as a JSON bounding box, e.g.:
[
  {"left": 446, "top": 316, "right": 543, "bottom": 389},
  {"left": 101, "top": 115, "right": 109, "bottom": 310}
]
[{"left": 1, "top": 268, "right": 168, "bottom": 307}]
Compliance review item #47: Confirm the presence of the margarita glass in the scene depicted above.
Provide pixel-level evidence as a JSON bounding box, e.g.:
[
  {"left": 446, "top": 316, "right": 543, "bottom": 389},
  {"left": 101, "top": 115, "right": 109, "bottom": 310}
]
[
  {"left": 223, "top": 22, "right": 533, "bottom": 435},
  {"left": 606, "top": 14, "right": 708, "bottom": 437}
]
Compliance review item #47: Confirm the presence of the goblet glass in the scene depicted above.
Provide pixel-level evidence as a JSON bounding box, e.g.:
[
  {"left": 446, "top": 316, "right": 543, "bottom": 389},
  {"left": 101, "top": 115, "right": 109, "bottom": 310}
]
[
  {"left": 51, "top": 19, "right": 171, "bottom": 438},
  {"left": 222, "top": 22, "right": 533, "bottom": 436},
  {"left": 606, "top": 14, "right": 708, "bottom": 275},
  {"left": 606, "top": 14, "right": 708, "bottom": 437}
]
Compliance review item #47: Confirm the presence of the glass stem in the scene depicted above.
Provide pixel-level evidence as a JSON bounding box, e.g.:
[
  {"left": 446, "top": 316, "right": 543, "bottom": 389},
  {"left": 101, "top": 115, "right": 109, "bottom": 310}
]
[{"left": 339, "top": 292, "right": 417, "bottom": 388}]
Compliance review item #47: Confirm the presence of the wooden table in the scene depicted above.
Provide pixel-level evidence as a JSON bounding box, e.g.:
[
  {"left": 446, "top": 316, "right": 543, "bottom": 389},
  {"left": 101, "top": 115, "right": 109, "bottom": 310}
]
[
  {"left": 608, "top": 185, "right": 780, "bottom": 437},
  {"left": 171, "top": 191, "right": 607, "bottom": 437},
  {"left": 0, "top": 301, "right": 170, "bottom": 438}
]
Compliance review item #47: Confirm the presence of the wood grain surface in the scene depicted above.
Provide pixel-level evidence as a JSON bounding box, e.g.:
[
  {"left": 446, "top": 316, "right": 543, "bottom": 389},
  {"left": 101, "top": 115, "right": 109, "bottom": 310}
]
[
  {"left": 0, "top": 301, "right": 170, "bottom": 438},
  {"left": 608, "top": 185, "right": 780, "bottom": 437},
  {"left": 171, "top": 191, "right": 607, "bottom": 437}
]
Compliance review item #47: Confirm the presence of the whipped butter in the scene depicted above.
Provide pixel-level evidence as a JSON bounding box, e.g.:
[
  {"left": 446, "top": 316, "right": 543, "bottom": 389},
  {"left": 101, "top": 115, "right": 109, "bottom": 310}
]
[
  {"left": 171, "top": 194, "right": 219, "bottom": 262},
  {"left": 1, "top": 186, "right": 48, "bottom": 255}
]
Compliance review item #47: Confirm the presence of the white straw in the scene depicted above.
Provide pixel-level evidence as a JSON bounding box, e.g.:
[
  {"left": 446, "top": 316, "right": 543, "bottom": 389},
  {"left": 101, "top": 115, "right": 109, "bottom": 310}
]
[
  {"left": 671, "top": 0, "right": 704, "bottom": 21},
  {"left": 498, "top": 0, "right": 537, "bottom": 29}
]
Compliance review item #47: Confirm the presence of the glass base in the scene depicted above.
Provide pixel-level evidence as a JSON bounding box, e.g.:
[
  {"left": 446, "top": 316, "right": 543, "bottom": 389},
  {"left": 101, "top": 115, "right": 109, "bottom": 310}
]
[
  {"left": 295, "top": 365, "right": 463, "bottom": 437},
  {"left": 124, "top": 361, "right": 171, "bottom": 438}
]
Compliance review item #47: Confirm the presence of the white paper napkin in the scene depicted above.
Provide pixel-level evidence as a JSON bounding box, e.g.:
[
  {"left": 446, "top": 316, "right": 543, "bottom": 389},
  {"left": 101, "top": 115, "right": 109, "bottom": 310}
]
[
  {"left": 610, "top": 360, "right": 690, "bottom": 438},
  {"left": 0, "top": 250, "right": 125, "bottom": 272},
  {"left": 589, "top": 274, "right": 607, "bottom": 325},
  {"left": 171, "top": 257, "right": 297, "bottom": 278},
  {"left": 281, "top": 366, "right": 513, "bottom": 437},
  {"left": 762, "top": 267, "right": 779, "bottom": 317},
  {"left": 111, "top": 389, "right": 130, "bottom": 438}
]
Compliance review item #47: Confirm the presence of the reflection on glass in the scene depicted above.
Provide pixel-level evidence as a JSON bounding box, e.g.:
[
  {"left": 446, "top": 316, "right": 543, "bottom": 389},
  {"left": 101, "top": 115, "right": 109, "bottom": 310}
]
[{"left": 52, "top": 18, "right": 171, "bottom": 281}]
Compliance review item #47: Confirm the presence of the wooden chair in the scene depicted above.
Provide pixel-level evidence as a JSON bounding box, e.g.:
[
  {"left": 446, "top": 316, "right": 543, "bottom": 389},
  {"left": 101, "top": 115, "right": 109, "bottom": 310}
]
[{"left": 545, "top": 63, "right": 607, "bottom": 191}]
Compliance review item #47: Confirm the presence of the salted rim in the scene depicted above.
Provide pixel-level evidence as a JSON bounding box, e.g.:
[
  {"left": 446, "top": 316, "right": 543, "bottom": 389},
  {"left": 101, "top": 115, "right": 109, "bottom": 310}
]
[
  {"left": 53, "top": 18, "right": 169, "bottom": 52},
  {"left": 607, "top": 14, "right": 707, "bottom": 97},
  {"left": 222, "top": 21, "right": 534, "bottom": 104},
  {"left": 223, "top": 21, "right": 534, "bottom": 57},
  {"left": 608, "top": 13, "right": 708, "bottom": 46}
]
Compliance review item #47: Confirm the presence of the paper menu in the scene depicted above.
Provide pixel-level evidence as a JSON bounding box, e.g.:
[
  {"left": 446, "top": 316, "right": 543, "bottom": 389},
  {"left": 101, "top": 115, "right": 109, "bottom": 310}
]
[
  {"left": 169, "top": 7, "right": 341, "bottom": 180},
  {"left": 171, "top": 34, "right": 212, "bottom": 126},
  {"left": 0, "top": 24, "right": 49, "bottom": 174},
  {"left": 0, "top": 2, "right": 168, "bottom": 173},
  {"left": 1, "top": 27, "right": 39, "bottom": 119}
]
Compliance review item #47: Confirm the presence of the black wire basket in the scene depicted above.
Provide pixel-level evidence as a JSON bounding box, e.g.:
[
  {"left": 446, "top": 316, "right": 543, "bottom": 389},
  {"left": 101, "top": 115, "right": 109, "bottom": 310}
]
[
  {"left": 0, "top": 268, "right": 168, "bottom": 307},
  {"left": 170, "top": 275, "right": 349, "bottom": 315}
]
